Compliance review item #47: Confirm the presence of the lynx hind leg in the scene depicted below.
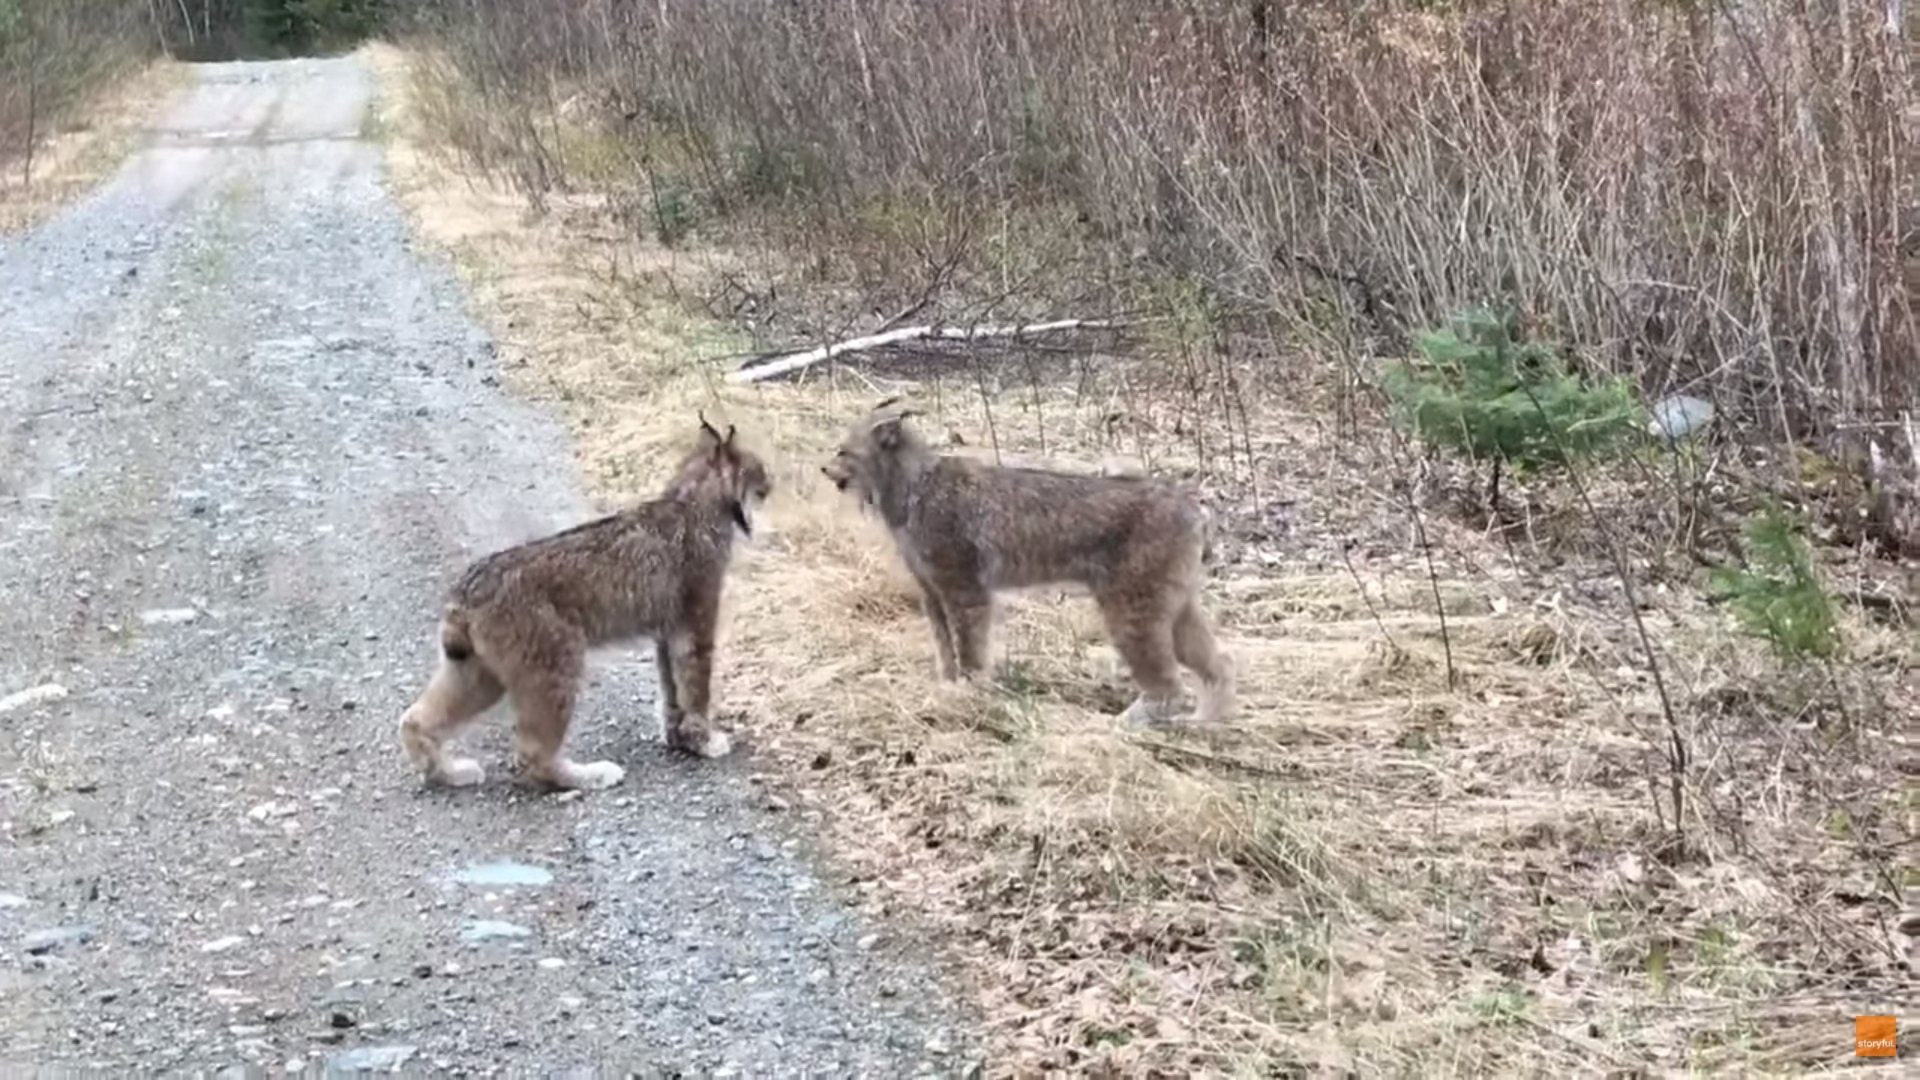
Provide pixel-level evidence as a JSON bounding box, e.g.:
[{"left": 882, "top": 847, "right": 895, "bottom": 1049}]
[
  {"left": 399, "top": 656, "right": 504, "bottom": 787},
  {"left": 504, "top": 624, "right": 626, "bottom": 791},
  {"left": 1099, "top": 591, "right": 1185, "bottom": 727},
  {"left": 1173, "top": 594, "right": 1236, "bottom": 724}
]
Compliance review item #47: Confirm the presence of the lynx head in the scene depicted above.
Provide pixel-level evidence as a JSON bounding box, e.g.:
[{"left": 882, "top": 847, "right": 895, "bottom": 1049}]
[
  {"left": 668, "top": 413, "right": 773, "bottom": 536},
  {"left": 823, "top": 397, "right": 928, "bottom": 507}
]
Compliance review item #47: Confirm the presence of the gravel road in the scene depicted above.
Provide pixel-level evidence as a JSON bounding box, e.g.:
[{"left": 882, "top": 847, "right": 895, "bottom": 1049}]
[{"left": 0, "top": 56, "right": 975, "bottom": 1076}]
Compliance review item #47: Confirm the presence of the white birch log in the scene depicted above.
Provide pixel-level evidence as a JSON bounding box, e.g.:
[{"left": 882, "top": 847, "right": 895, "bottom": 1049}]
[{"left": 728, "top": 318, "right": 1129, "bottom": 384}]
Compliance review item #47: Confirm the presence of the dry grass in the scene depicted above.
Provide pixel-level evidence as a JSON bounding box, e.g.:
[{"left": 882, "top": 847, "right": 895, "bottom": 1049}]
[
  {"left": 367, "top": 42, "right": 1918, "bottom": 1077},
  {"left": 0, "top": 57, "right": 187, "bottom": 236}
]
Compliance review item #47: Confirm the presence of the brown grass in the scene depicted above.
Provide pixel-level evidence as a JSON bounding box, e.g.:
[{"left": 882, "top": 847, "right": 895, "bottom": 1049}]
[{"left": 367, "top": 41, "right": 1917, "bottom": 1078}]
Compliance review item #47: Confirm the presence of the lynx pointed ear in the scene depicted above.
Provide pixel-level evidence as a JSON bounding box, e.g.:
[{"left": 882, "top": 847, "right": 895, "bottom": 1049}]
[
  {"left": 870, "top": 415, "right": 905, "bottom": 450},
  {"left": 872, "top": 395, "right": 902, "bottom": 413},
  {"left": 724, "top": 423, "right": 737, "bottom": 448},
  {"left": 697, "top": 411, "right": 724, "bottom": 447}
]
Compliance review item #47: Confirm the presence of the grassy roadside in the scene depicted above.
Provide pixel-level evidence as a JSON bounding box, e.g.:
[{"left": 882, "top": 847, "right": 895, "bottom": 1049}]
[
  {"left": 0, "top": 58, "right": 189, "bottom": 235},
  {"left": 365, "top": 41, "right": 1916, "bottom": 1077}
]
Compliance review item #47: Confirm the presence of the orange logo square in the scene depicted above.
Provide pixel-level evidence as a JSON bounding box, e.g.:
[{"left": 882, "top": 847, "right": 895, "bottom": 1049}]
[{"left": 1856, "top": 1015, "right": 1896, "bottom": 1057}]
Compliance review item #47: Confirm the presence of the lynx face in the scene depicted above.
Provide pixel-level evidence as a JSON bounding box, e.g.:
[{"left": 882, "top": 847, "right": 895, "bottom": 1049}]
[
  {"left": 674, "top": 416, "right": 774, "bottom": 535},
  {"left": 727, "top": 444, "right": 774, "bottom": 536},
  {"left": 822, "top": 399, "right": 919, "bottom": 508}
]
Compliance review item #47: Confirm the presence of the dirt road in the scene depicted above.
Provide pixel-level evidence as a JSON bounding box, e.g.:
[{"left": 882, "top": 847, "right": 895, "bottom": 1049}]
[{"left": 0, "top": 56, "right": 973, "bottom": 1075}]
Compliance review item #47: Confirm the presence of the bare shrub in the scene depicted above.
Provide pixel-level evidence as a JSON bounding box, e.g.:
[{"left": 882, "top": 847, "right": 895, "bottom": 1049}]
[
  {"left": 391, "top": 0, "right": 1916, "bottom": 442},
  {"left": 0, "top": 0, "right": 153, "bottom": 184}
]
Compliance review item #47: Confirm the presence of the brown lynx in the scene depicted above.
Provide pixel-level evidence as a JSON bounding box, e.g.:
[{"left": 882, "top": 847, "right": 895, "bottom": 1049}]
[
  {"left": 824, "top": 399, "right": 1234, "bottom": 725},
  {"left": 399, "top": 417, "right": 772, "bottom": 791}
]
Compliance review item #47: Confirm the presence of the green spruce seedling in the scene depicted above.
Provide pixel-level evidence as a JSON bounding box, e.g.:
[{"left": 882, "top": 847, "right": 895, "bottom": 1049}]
[
  {"left": 1708, "top": 503, "right": 1842, "bottom": 663},
  {"left": 1382, "top": 306, "right": 1640, "bottom": 512}
]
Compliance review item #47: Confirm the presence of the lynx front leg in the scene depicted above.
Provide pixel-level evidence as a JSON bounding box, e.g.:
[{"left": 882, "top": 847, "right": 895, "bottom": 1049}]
[
  {"left": 944, "top": 583, "right": 996, "bottom": 681},
  {"left": 652, "top": 638, "right": 681, "bottom": 740},
  {"left": 914, "top": 576, "right": 961, "bottom": 681},
  {"left": 665, "top": 630, "right": 733, "bottom": 759}
]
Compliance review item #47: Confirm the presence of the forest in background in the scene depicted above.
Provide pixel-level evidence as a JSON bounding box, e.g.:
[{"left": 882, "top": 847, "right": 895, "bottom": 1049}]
[{"left": 1, "top": 0, "right": 379, "bottom": 185}]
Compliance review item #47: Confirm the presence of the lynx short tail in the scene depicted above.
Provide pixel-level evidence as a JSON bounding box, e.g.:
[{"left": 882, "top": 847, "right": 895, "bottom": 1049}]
[{"left": 440, "top": 605, "right": 474, "bottom": 662}]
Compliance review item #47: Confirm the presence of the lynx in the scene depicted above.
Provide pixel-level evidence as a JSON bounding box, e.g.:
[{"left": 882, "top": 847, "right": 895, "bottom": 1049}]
[
  {"left": 399, "top": 416, "right": 772, "bottom": 791},
  {"left": 824, "top": 400, "right": 1234, "bottom": 725}
]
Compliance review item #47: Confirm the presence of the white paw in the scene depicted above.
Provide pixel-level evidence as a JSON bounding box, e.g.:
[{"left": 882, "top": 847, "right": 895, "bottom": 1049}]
[
  {"left": 1119, "top": 698, "right": 1178, "bottom": 728},
  {"left": 437, "top": 757, "right": 486, "bottom": 787},
  {"left": 1194, "top": 687, "right": 1235, "bottom": 725},
  {"left": 566, "top": 760, "right": 627, "bottom": 791},
  {"left": 693, "top": 730, "right": 733, "bottom": 759}
]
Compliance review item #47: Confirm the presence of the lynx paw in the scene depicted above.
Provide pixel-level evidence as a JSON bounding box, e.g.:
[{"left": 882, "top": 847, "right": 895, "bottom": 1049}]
[
  {"left": 435, "top": 756, "right": 487, "bottom": 787},
  {"left": 559, "top": 759, "right": 627, "bottom": 791},
  {"left": 1118, "top": 696, "right": 1180, "bottom": 728},
  {"left": 692, "top": 729, "right": 733, "bottom": 759}
]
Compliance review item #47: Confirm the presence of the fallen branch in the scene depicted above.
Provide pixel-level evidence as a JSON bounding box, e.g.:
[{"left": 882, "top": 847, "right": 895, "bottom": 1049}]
[{"left": 727, "top": 317, "right": 1131, "bottom": 384}]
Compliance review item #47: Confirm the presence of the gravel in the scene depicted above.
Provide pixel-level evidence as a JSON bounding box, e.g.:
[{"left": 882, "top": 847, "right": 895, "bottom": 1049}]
[{"left": 0, "top": 55, "right": 977, "bottom": 1075}]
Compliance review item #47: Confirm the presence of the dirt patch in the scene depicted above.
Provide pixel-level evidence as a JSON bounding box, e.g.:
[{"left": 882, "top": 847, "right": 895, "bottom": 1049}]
[
  {"left": 0, "top": 59, "right": 190, "bottom": 235},
  {"left": 366, "top": 43, "right": 1919, "bottom": 1076}
]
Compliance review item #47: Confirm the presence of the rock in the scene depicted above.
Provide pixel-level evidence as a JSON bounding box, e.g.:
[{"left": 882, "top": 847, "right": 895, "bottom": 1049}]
[
  {"left": 536, "top": 957, "right": 567, "bottom": 970},
  {"left": 856, "top": 933, "right": 880, "bottom": 951},
  {"left": 448, "top": 861, "right": 553, "bottom": 888},
  {"left": 0, "top": 892, "right": 29, "bottom": 910},
  {"left": 1647, "top": 393, "right": 1715, "bottom": 441},
  {"left": 138, "top": 607, "right": 201, "bottom": 626},
  {"left": 0, "top": 683, "right": 69, "bottom": 715},
  {"left": 200, "top": 935, "right": 246, "bottom": 953},
  {"left": 329, "top": 1010, "right": 357, "bottom": 1029},
  {"left": 324, "top": 1044, "right": 416, "bottom": 1072},
  {"left": 458, "top": 919, "right": 531, "bottom": 944},
  {"left": 22, "top": 924, "right": 94, "bottom": 955}
]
